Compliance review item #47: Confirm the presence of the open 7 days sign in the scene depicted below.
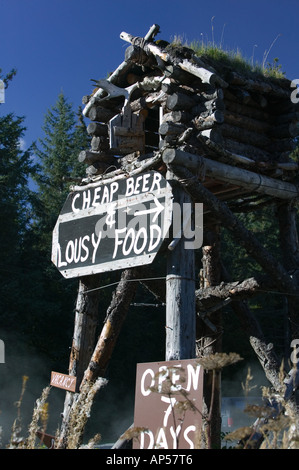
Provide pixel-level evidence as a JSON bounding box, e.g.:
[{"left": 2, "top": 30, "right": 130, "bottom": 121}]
[
  {"left": 133, "top": 359, "right": 204, "bottom": 449},
  {"left": 52, "top": 171, "right": 173, "bottom": 278}
]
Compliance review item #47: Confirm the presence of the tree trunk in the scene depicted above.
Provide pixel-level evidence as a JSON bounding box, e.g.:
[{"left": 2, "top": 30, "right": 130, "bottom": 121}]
[{"left": 197, "top": 227, "right": 222, "bottom": 449}]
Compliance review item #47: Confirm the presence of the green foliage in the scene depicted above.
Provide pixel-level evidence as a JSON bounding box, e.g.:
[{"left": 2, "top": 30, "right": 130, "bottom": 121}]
[
  {"left": 32, "top": 93, "right": 89, "bottom": 249},
  {"left": 0, "top": 67, "right": 17, "bottom": 89},
  {"left": 0, "top": 113, "right": 37, "bottom": 324}
]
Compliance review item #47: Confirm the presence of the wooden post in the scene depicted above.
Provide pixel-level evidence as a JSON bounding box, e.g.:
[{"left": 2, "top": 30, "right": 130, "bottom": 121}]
[
  {"left": 57, "top": 275, "right": 101, "bottom": 448},
  {"left": 165, "top": 174, "right": 196, "bottom": 360}
]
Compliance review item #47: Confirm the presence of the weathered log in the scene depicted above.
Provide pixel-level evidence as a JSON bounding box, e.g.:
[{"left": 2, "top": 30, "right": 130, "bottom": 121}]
[
  {"left": 90, "top": 136, "right": 109, "bottom": 152},
  {"left": 162, "top": 148, "right": 299, "bottom": 199},
  {"left": 77, "top": 151, "right": 162, "bottom": 187},
  {"left": 85, "top": 161, "right": 115, "bottom": 177},
  {"left": 196, "top": 277, "right": 270, "bottom": 311},
  {"left": 224, "top": 110, "right": 271, "bottom": 134},
  {"left": 158, "top": 121, "right": 186, "bottom": 136},
  {"left": 162, "top": 110, "right": 193, "bottom": 124},
  {"left": 191, "top": 99, "right": 224, "bottom": 117},
  {"left": 177, "top": 127, "right": 194, "bottom": 144},
  {"left": 193, "top": 111, "right": 224, "bottom": 130},
  {"left": 88, "top": 106, "right": 118, "bottom": 123},
  {"left": 125, "top": 30, "right": 225, "bottom": 87},
  {"left": 87, "top": 122, "right": 108, "bottom": 137},
  {"left": 166, "top": 92, "right": 196, "bottom": 111},
  {"left": 197, "top": 127, "right": 224, "bottom": 145},
  {"left": 200, "top": 88, "right": 224, "bottom": 101},
  {"left": 129, "top": 96, "right": 147, "bottom": 112},
  {"left": 224, "top": 98, "right": 270, "bottom": 121},
  {"left": 226, "top": 71, "right": 291, "bottom": 98},
  {"left": 203, "top": 97, "right": 225, "bottom": 111},
  {"left": 162, "top": 64, "right": 199, "bottom": 85},
  {"left": 124, "top": 44, "right": 149, "bottom": 65},
  {"left": 223, "top": 138, "right": 272, "bottom": 161},
  {"left": 78, "top": 150, "right": 115, "bottom": 165},
  {"left": 220, "top": 123, "right": 272, "bottom": 149}
]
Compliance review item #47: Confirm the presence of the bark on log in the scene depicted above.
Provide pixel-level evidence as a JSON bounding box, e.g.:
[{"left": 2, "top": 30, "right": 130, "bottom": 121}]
[
  {"left": 162, "top": 110, "right": 193, "bottom": 124},
  {"left": 193, "top": 111, "right": 224, "bottom": 130},
  {"left": 223, "top": 138, "right": 272, "bottom": 161},
  {"left": 87, "top": 122, "right": 108, "bottom": 137},
  {"left": 85, "top": 161, "right": 115, "bottom": 177},
  {"left": 78, "top": 150, "right": 115, "bottom": 165},
  {"left": 195, "top": 277, "right": 270, "bottom": 311},
  {"left": 162, "top": 150, "right": 299, "bottom": 201},
  {"left": 89, "top": 106, "right": 118, "bottom": 123},
  {"left": 198, "top": 127, "right": 224, "bottom": 145},
  {"left": 158, "top": 121, "right": 186, "bottom": 136},
  {"left": 90, "top": 136, "right": 109, "bottom": 152},
  {"left": 220, "top": 123, "right": 272, "bottom": 149},
  {"left": 226, "top": 71, "right": 291, "bottom": 98},
  {"left": 224, "top": 110, "right": 271, "bottom": 134},
  {"left": 224, "top": 98, "right": 270, "bottom": 121},
  {"left": 166, "top": 92, "right": 196, "bottom": 111}
]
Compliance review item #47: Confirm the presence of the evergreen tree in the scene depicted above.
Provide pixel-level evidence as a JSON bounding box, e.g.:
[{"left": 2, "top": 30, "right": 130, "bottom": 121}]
[
  {"left": 25, "top": 94, "right": 91, "bottom": 366},
  {"left": 70, "top": 106, "right": 91, "bottom": 179},
  {"left": 32, "top": 93, "right": 77, "bottom": 244},
  {"left": 0, "top": 113, "right": 36, "bottom": 323}
]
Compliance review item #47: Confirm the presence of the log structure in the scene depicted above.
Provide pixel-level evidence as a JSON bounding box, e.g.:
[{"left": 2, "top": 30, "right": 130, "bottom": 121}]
[{"left": 57, "top": 24, "right": 299, "bottom": 448}]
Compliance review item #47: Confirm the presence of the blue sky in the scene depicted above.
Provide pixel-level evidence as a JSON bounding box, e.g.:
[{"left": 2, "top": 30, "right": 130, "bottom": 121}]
[{"left": 1, "top": 0, "right": 298, "bottom": 150}]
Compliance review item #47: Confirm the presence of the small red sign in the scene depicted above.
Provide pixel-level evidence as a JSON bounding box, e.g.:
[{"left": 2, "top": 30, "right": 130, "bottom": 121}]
[{"left": 50, "top": 371, "right": 77, "bottom": 392}]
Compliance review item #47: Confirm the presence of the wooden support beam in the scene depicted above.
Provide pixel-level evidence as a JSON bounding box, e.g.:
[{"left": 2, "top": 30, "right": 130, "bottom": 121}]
[
  {"left": 165, "top": 174, "right": 196, "bottom": 360},
  {"left": 162, "top": 148, "right": 299, "bottom": 200}
]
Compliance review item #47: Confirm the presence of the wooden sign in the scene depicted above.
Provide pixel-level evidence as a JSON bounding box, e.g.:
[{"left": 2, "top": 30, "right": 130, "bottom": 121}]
[
  {"left": 133, "top": 359, "right": 204, "bottom": 449},
  {"left": 52, "top": 171, "right": 173, "bottom": 278},
  {"left": 50, "top": 371, "right": 77, "bottom": 392},
  {"left": 36, "top": 431, "right": 56, "bottom": 448}
]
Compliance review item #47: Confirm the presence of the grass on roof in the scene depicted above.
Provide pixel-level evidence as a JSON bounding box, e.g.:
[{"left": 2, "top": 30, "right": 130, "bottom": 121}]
[{"left": 171, "top": 35, "right": 286, "bottom": 80}]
